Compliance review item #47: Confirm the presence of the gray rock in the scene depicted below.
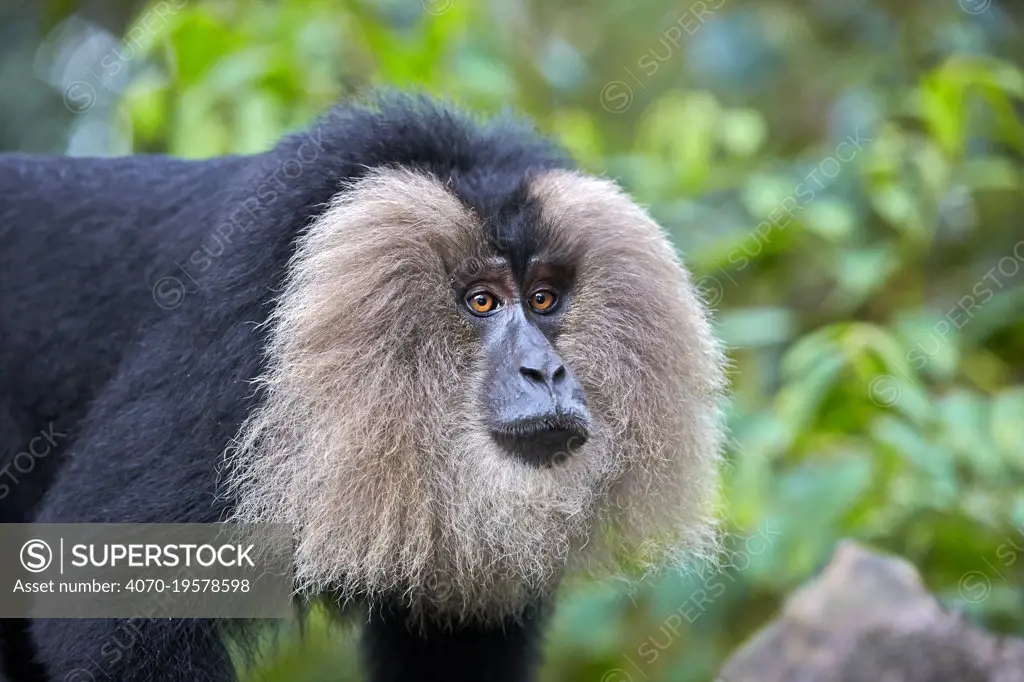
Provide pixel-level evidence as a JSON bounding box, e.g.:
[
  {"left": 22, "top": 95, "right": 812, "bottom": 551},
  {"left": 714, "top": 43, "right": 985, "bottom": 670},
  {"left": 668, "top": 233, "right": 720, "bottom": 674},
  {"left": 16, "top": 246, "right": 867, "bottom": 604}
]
[{"left": 717, "top": 540, "right": 1024, "bottom": 682}]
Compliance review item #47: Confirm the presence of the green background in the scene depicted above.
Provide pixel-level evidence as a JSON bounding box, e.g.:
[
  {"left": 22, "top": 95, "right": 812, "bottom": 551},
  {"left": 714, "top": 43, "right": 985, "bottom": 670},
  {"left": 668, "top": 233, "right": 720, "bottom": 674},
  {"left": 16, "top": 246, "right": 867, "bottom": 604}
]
[{"left": 2, "top": 0, "right": 1023, "bottom": 680}]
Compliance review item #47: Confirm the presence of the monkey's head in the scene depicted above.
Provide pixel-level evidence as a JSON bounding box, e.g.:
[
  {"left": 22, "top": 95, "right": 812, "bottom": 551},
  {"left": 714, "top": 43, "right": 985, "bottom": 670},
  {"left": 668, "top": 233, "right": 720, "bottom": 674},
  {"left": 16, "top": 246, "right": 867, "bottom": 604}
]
[{"left": 228, "top": 165, "right": 727, "bottom": 622}]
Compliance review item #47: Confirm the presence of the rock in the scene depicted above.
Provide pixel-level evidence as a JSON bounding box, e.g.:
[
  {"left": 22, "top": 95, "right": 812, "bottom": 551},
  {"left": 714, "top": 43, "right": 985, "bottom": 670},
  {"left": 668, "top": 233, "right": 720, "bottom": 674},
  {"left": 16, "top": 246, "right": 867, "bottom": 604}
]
[{"left": 716, "top": 539, "right": 1024, "bottom": 682}]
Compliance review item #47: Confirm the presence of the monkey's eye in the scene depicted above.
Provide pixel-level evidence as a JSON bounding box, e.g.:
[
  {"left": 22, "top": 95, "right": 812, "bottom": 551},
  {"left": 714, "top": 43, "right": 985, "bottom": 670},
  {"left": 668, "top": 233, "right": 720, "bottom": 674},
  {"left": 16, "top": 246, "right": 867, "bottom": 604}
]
[
  {"left": 529, "top": 289, "right": 558, "bottom": 313},
  {"left": 466, "top": 291, "right": 500, "bottom": 316}
]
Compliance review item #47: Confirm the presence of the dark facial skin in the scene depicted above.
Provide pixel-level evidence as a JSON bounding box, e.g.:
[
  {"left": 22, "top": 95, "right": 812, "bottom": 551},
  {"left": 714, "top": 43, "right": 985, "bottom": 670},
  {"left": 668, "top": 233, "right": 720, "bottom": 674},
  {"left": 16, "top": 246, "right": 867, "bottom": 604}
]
[{"left": 453, "top": 257, "right": 591, "bottom": 467}]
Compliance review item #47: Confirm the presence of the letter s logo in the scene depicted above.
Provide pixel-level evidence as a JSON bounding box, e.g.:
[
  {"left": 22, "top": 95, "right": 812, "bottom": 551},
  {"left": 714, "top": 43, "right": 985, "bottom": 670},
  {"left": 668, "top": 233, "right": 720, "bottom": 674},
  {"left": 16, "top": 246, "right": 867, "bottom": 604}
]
[{"left": 21, "top": 539, "right": 53, "bottom": 573}]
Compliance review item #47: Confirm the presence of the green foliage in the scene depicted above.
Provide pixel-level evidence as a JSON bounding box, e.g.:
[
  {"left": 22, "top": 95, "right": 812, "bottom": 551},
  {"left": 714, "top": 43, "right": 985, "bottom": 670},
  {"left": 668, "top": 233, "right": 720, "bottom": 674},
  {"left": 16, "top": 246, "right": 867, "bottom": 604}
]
[{"left": 78, "top": 0, "right": 1024, "bottom": 678}]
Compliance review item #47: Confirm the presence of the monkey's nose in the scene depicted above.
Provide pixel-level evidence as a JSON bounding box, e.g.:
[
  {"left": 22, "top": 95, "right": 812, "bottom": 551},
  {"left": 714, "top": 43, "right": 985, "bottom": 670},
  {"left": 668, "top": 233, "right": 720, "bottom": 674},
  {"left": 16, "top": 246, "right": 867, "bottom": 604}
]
[{"left": 518, "top": 356, "right": 567, "bottom": 389}]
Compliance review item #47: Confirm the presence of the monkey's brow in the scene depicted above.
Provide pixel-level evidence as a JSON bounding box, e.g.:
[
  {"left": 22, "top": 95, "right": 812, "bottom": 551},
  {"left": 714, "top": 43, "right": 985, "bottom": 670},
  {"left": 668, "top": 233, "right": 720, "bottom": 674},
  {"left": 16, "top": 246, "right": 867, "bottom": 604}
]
[{"left": 451, "top": 256, "right": 511, "bottom": 282}]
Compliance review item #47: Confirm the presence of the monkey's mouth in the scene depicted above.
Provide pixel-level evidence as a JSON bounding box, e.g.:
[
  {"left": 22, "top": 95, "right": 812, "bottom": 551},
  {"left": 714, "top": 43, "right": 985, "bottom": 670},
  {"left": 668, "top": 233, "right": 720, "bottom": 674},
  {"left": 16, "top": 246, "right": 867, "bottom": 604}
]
[{"left": 490, "top": 413, "right": 590, "bottom": 468}]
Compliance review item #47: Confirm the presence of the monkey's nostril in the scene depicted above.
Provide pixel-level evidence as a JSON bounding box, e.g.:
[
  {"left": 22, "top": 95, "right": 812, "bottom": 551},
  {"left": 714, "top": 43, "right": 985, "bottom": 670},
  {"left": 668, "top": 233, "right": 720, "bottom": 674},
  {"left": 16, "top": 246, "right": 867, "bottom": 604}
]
[
  {"left": 552, "top": 365, "right": 566, "bottom": 384},
  {"left": 519, "top": 366, "right": 546, "bottom": 384}
]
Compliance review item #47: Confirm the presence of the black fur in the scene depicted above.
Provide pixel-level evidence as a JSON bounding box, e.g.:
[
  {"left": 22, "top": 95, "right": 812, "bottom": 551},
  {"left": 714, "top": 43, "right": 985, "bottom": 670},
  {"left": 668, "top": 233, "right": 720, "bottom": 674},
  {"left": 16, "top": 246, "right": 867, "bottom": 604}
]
[{"left": 0, "top": 94, "right": 571, "bottom": 682}]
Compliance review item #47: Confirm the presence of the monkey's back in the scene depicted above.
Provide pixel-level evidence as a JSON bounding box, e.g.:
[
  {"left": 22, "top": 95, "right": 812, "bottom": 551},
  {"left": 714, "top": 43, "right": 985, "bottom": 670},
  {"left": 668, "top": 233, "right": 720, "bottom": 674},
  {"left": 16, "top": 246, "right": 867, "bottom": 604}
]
[{"left": 0, "top": 152, "right": 250, "bottom": 519}]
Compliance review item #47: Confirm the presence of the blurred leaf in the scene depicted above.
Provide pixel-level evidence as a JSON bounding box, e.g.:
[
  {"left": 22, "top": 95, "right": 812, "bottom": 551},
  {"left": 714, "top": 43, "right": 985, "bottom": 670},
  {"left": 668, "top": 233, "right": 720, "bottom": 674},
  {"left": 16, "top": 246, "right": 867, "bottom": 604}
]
[
  {"left": 716, "top": 307, "right": 795, "bottom": 348},
  {"left": 717, "top": 108, "right": 767, "bottom": 158},
  {"left": 991, "top": 388, "right": 1024, "bottom": 468}
]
